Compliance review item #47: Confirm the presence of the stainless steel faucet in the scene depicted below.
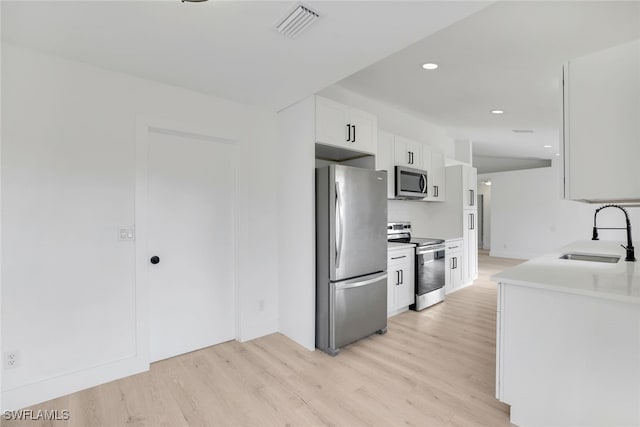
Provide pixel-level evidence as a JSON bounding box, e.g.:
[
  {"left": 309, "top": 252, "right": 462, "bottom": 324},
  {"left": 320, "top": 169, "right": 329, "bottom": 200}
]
[{"left": 592, "top": 204, "right": 636, "bottom": 262}]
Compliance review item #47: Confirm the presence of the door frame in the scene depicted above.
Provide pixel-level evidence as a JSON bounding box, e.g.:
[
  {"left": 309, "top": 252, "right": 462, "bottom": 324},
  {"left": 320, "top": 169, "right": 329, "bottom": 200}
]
[{"left": 135, "top": 116, "right": 239, "bottom": 364}]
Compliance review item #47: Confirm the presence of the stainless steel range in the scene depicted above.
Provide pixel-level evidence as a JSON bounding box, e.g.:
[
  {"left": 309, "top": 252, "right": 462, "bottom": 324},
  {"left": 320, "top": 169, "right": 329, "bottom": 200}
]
[{"left": 387, "top": 222, "right": 446, "bottom": 310}]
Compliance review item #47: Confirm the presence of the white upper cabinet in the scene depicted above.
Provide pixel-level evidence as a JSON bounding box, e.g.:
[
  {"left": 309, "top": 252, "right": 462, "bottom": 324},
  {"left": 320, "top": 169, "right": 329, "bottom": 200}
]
[
  {"left": 563, "top": 39, "right": 640, "bottom": 203},
  {"left": 315, "top": 96, "right": 377, "bottom": 155},
  {"left": 393, "top": 135, "right": 423, "bottom": 168},
  {"left": 422, "top": 147, "right": 445, "bottom": 202},
  {"left": 431, "top": 150, "right": 446, "bottom": 201},
  {"left": 462, "top": 165, "right": 477, "bottom": 209}
]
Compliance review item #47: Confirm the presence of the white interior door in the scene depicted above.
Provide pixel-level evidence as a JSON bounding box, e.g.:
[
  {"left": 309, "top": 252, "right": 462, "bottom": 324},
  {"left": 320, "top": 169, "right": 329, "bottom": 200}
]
[{"left": 147, "top": 128, "right": 236, "bottom": 362}]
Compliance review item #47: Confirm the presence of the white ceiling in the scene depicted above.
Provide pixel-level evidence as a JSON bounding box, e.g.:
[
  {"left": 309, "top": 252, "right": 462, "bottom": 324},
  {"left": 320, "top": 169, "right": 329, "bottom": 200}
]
[
  {"left": 338, "top": 1, "right": 640, "bottom": 165},
  {"left": 0, "top": 0, "right": 490, "bottom": 111},
  {"left": 3, "top": 1, "right": 639, "bottom": 172}
]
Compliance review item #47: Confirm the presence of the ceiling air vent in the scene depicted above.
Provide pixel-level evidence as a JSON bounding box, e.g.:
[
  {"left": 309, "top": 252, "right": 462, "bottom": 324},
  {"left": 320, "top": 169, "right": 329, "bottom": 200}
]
[{"left": 276, "top": 4, "right": 320, "bottom": 39}]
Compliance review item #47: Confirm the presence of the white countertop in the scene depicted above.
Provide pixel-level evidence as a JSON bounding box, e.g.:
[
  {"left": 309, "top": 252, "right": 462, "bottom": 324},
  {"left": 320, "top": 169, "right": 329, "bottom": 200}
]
[{"left": 491, "top": 240, "right": 640, "bottom": 304}]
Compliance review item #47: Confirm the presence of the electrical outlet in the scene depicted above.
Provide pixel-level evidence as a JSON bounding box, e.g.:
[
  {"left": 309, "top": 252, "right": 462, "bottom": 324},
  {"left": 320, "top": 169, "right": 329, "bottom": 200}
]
[{"left": 4, "top": 351, "right": 19, "bottom": 369}]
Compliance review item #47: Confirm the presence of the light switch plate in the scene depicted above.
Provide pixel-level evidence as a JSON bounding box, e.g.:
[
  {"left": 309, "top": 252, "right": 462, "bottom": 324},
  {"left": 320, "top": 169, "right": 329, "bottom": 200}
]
[{"left": 119, "top": 226, "right": 135, "bottom": 241}]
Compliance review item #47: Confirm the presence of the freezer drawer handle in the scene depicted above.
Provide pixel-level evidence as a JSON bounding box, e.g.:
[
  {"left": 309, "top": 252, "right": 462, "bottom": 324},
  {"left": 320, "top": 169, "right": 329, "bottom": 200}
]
[{"left": 335, "top": 273, "right": 387, "bottom": 290}]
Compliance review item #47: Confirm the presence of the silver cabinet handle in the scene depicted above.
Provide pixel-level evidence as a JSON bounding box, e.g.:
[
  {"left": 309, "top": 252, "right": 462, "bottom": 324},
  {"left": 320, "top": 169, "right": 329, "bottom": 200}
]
[
  {"left": 391, "top": 255, "right": 407, "bottom": 260},
  {"left": 335, "top": 182, "right": 344, "bottom": 269},
  {"left": 400, "top": 269, "right": 403, "bottom": 284},
  {"left": 346, "top": 124, "right": 351, "bottom": 142}
]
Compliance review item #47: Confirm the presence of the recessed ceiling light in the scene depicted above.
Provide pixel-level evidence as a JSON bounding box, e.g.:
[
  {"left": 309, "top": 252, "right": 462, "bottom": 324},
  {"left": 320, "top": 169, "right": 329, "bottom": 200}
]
[
  {"left": 491, "top": 110, "right": 504, "bottom": 115},
  {"left": 422, "top": 63, "right": 438, "bottom": 70},
  {"left": 555, "top": 153, "right": 561, "bottom": 156},
  {"left": 512, "top": 129, "right": 534, "bottom": 133},
  {"left": 543, "top": 145, "right": 552, "bottom": 148}
]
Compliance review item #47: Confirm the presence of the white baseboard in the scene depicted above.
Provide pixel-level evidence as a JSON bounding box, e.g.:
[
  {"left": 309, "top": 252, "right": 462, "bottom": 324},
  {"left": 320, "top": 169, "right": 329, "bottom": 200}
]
[
  {"left": 2, "top": 355, "right": 148, "bottom": 411},
  {"left": 237, "top": 315, "right": 278, "bottom": 343}
]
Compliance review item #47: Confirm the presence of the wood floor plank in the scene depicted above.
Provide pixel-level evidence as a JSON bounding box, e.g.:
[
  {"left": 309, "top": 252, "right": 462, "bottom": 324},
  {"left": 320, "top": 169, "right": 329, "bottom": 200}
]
[{"left": 3, "top": 253, "right": 523, "bottom": 427}]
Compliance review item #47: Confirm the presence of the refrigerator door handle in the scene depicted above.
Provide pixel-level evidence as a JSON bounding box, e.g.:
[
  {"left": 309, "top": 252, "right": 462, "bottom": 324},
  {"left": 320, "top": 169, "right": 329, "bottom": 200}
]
[
  {"left": 334, "top": 272, "right": 387, "bottom": 290},
  {"left": 335, "top": 182, "right": 344, "bottom": 269}
]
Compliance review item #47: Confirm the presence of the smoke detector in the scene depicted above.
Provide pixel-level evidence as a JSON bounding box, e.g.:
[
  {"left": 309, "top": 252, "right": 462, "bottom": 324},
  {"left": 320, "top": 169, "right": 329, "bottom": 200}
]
[{"left": 276, "top": 4, "right": 320, "bottom": 39}]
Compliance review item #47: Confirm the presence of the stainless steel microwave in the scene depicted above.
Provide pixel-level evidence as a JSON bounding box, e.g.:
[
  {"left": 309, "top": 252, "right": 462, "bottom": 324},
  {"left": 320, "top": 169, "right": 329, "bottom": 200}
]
[{"left": 395, "top": 166, "right": 428, "bottom": 199}]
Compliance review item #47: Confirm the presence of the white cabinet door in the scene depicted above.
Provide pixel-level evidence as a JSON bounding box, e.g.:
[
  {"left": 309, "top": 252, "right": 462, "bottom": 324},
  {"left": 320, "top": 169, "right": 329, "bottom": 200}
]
[
  {"left": 349, "top": 107, "right": 377, "bottom": 154},
  {"left": 394, "top": 135, "right": 422, "bottom": 168},
  {"left": 395, "top": 261, "right": 415, "bottom": 308},
  {"left": 564, "top": 39, "right": 640, "bottom": 202},
  {"left": 316, "top": 96, "right": 350, "bottom": 147},
  {"left": 376, "top": 131, "right": 395, "bottom": 199},
  {"left": 444, "top": 239, "right": 464, "bottom": 293},
  {"left": 445, "top": 251, "right": 463, "bottom": 293},
  {"left": 430, "top": 150, "right": 446, "bottom": 201},
  {"left": 315, "top": 96, "right": 377, "bottom": 154},
  {"left": 463, "top": 210, "right": 478, "bottom": 284},
  {"left": 387, "top": 248, "right": 415, "bottom": 315},
  {"left": 462, "top": 165, "right": 478, "bottom": 209}
]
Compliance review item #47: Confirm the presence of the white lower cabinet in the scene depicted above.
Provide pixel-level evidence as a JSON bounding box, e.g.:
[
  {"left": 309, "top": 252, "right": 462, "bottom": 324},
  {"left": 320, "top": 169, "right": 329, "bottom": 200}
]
[
  {"left": 387, "top": 246, "right": 415, "bottom": 316},
  {"left": 463, "top": 209, "right": 478, "bottom": 283},
  {"left": 444, "top": 238, "right": 464, "bottom": 294}
]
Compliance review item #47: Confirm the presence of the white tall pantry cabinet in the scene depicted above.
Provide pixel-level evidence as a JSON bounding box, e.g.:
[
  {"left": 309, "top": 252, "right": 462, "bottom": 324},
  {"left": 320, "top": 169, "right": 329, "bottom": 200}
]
[{"left": 425, "top": 164, "right": 478, "bottom": 286}]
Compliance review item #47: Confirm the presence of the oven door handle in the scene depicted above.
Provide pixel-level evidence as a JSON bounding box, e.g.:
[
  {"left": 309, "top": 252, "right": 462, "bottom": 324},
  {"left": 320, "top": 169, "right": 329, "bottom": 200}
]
[{"left": 416, "top": 245, "right": 445, "bottom": 255}]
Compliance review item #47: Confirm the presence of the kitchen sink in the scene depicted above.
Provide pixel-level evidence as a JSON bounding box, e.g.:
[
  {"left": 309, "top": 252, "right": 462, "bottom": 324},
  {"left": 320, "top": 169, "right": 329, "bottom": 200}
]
[{"left": 558, "top": 253, "right": 620, "bottom": 263}]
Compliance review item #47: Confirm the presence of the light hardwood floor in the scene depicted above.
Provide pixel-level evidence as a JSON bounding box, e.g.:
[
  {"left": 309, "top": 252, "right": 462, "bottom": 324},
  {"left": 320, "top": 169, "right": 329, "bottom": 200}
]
[{"left": 4, "top": 252, "right": 523, "bottom": 427}]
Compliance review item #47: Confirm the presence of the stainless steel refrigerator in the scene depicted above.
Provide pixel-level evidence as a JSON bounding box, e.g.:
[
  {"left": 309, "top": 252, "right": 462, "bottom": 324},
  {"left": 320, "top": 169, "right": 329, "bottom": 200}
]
[{"left": 315, "top": 165, "right": 388, "bottom": 355}]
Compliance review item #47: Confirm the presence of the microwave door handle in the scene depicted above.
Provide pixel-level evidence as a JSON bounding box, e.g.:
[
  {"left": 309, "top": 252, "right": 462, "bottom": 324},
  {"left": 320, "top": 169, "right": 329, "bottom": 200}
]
[
  {"left": 419, "top": 174, "right": 427, "bottom": 194},
  {"left": 335, "top": 182, "right": 344, "bottom": 269}
]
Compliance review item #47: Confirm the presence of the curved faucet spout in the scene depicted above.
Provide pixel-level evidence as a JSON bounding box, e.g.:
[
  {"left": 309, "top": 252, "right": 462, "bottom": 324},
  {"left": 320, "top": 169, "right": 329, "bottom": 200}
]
[{"left": 592, "top": 204, "right": 636, "bottom": 262}]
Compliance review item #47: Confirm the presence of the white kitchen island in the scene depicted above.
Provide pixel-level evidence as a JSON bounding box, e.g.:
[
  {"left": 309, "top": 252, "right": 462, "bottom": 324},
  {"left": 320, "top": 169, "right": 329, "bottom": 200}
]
[{"left": 492, "top": 241, "right": 640, "bottom": 427}]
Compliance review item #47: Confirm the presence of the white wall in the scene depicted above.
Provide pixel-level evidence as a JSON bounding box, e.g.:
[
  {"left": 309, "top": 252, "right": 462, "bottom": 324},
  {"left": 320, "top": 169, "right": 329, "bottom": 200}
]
[
  {"left": 277, "top": 97, "right": 316, "bottom": 351},
  {"left": 1, "top": 44, "right": 279, "bottom": 410},
  {"left": 485, "top": 161, "right": 640, "bottom": 259}
]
